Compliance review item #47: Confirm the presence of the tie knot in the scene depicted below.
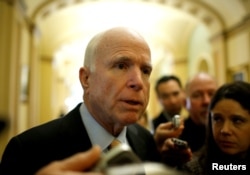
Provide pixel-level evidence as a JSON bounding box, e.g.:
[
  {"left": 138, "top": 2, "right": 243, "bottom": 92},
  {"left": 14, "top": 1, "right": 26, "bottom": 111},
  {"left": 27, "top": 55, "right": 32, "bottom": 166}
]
[{"left": 108, "top": 139, "right": 121, "bottom": 150}]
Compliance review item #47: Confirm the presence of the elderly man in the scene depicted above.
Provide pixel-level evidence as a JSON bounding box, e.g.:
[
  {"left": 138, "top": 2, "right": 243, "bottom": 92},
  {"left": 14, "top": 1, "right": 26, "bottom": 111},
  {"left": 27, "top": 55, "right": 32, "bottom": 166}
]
[{"left": 0, "top": 27, "right": 160, "bottom": 175}]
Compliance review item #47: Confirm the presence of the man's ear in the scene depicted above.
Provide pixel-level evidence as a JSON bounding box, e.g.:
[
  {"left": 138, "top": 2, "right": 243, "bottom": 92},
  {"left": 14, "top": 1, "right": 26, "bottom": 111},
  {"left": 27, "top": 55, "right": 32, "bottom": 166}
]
[{"left": 79, "top": 67, "right": 90, "bottom": 89}]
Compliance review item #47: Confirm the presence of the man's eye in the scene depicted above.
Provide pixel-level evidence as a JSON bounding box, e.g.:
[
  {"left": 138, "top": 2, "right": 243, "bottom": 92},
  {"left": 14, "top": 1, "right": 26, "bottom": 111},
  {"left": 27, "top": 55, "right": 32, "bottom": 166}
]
[
  {"left": 142, "top": 68, "right": 151, "bottom": 75},
  {"left": 117, "top": 63, "right": 127, "bottom": 69},
  {"left": 173, "top": 91, "right": 180, "bottom": 96},
  {"left": 192, "top": 93, "right": 202, "bottom": 99}
]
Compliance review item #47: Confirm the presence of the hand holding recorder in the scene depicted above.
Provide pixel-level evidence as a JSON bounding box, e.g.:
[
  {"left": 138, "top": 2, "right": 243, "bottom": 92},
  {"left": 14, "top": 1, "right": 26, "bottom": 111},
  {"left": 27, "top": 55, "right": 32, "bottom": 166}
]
[
  {"left": 154, "top": 115, "right": 184, "bottom": 149},
  {"left": 154, "top": 115, "right": 192, "bottom": 166}
]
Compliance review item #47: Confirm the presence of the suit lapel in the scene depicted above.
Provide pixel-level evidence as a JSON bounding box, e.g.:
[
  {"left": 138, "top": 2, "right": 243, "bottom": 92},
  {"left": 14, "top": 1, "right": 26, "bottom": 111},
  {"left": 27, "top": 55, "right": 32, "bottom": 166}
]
[
  {"left": 59, "top": 103, "right": 92, "bottom": 154},
  {"left": 127, "top": 124, "right": 147, "bottom": 159}
]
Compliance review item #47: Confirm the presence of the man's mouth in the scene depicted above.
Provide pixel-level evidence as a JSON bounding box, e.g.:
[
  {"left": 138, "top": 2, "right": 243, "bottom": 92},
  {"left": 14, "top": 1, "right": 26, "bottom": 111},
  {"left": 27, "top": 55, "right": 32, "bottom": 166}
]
[{"left": 124, "top": 100, "right": 142, "bottom": 105}]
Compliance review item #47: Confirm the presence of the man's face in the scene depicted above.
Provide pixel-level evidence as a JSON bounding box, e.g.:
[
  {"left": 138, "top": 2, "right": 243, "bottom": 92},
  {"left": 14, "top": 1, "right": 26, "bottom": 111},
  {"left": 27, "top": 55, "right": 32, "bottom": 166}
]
[
  {"left": 186, "top": 77, "right": 217, "bottom": 125},
  {"left": 157, "top": 80, "right": 184, "bottom": 116},
  {"left": 82, "top": 32, "right": 152, "bottom": 130}
]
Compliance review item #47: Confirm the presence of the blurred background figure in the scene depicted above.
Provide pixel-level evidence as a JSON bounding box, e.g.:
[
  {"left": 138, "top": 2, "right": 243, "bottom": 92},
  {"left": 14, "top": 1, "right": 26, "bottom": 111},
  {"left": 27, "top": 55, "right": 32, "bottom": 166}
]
[
  {"left": 179, "top": 72, "right": 218, "bottom": 152},
  {"left": 152, "top": 76, "right": 191, "bottom": 167},
  {"left": 153, "top": 75, "right": 185, "bottom": 131}
]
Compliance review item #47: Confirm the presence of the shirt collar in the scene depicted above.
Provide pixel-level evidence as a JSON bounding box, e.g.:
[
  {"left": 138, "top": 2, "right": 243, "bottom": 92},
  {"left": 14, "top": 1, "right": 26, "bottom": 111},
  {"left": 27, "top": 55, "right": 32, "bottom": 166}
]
[{"left": 79, "top": 103, "right": 127, "bottom": 152}]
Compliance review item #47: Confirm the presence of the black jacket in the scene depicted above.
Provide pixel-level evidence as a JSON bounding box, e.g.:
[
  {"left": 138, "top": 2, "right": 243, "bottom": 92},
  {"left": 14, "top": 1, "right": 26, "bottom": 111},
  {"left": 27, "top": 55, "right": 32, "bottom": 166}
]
[{"left": 0, "top": 103, "right": 160, "bottom": 175}]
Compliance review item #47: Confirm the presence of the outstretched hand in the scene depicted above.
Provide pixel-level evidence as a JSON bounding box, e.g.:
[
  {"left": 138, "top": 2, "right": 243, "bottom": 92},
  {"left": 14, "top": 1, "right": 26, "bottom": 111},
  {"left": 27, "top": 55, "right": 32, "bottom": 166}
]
[{"left": 35, "top": 145, "right": 103, "bottom": 175}]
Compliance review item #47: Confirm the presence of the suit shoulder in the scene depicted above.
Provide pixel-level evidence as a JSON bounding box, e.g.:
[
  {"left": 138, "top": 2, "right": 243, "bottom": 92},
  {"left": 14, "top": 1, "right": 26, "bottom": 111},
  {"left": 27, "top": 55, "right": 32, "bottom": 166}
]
[
  {"left": 13, "top": 104, "right": 82, "bottom": 143},
  {"left": 128, "top": 123, "right": 152, "bottom": 137}
]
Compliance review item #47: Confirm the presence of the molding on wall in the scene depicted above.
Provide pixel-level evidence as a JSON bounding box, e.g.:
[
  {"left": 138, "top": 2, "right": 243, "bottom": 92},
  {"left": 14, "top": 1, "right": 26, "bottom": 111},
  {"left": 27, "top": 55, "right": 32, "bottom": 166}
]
[
  {"left": 211, "top": 13, "right": 250, "bottom": 41},
  {"left": 226, "top": 14, "right": 250, "bottom": 37}
]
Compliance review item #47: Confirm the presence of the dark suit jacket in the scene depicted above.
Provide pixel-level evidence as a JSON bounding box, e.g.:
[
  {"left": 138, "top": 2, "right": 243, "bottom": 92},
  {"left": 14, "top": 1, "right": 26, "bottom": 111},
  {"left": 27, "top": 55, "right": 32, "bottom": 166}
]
[
  {"left": 0, "top": 103, "right": 160, "bottom": 175},
  {"left": 179, "top": 117, "right": 206, "bottom": 152},
  {"left": 152, "top": 112, "right": 170, "bottom": 131}
]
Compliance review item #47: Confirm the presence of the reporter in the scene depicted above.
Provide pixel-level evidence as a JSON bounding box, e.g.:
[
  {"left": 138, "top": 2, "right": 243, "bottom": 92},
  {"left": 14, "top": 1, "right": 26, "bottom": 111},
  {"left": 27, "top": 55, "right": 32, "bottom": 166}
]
[
  {"left": 184, "top": 81, "right": 250, "bottom": 175},
  {"left": 35, "top": 146, "right": 102, "bottom": 175}
]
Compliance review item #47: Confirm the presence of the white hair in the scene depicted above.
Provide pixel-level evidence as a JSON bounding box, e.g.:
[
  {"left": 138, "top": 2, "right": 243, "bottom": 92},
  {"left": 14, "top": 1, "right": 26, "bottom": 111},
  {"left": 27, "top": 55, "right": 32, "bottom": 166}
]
[{"left": 83, "top": 32, "right": 104, "bottom": 72}]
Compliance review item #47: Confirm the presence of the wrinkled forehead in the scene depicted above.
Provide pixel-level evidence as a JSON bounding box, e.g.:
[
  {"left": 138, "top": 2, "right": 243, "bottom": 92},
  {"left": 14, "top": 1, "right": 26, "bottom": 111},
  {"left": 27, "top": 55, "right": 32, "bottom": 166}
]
[
  {"left": 84, "top": 27, "right": 151, "bottom": 70},
  {"left": 95, "top": 28, "right": 151, "bottom": 61}
]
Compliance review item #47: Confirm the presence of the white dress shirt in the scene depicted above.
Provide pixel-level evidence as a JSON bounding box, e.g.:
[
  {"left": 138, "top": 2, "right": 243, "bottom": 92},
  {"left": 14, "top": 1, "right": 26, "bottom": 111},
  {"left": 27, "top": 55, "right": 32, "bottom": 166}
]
[{"left": 79, "top": 103, "right": 128, "bottom": 152}]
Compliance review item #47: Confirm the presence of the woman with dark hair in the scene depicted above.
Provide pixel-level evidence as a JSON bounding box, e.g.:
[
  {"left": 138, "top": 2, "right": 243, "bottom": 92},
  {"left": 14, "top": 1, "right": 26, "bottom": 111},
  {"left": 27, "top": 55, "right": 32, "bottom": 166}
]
[{"left": 184, "top": 81, "right": 250, "bottom": 175}]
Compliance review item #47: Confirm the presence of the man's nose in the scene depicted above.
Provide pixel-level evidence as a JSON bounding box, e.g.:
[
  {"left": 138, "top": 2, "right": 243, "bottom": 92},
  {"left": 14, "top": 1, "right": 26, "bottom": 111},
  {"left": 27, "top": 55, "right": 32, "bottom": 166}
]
[
  {"left": 127, "top": 68, "right": 144, "bottom": 91},
  {"left": 202, "top": 93, "right": 211, "bottom": 104},
  {"left": 167, "top": 96, "right": 176, "bottom": 104}
]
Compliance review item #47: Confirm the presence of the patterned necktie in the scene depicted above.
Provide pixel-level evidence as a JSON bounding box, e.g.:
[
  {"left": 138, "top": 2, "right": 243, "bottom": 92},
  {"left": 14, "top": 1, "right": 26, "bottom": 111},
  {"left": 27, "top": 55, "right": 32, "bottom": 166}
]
[{"left": 108, "top": 139, "right": 121, "bottom": 150}]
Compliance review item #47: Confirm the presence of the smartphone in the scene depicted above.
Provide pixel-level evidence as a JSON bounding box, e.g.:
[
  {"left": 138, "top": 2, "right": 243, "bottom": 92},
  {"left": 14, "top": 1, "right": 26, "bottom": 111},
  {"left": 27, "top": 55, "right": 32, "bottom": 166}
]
[
  {"left": 172, "top": 114, "right": 180, "bottom": 128},
  {"left": 92, "top": 144, "right": 142, "bottom": 172},
  {"left": 172, "top": 138, "right": 188, "bottom": 149}
]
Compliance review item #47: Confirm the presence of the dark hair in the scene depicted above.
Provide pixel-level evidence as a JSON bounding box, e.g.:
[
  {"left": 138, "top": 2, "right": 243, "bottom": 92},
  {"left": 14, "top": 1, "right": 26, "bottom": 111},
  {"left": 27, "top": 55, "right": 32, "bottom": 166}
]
[
  {"left": 209, "top": 81, "right": 250, "bottom": 112},
  {"left": 155, "top": 75, "right": 182, "bottom": 94},
  {"left": 201, "top": 81, "right": 250, "bottom": 174}
]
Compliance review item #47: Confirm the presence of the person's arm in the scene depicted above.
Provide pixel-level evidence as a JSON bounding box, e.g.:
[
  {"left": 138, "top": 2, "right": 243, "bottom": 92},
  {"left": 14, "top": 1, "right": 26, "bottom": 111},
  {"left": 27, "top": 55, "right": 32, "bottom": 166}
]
[{"left": 35, "top": 145, "right": 103, "bottom": 175}]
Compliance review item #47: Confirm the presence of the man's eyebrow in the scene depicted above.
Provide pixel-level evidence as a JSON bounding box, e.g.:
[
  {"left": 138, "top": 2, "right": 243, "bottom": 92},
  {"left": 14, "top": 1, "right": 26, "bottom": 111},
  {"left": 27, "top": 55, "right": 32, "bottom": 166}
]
[
  {"left": 112, "top": 56, "right": 152, "bottom": 69},
  {"left": 116, "top": 56, "right": 132, "bottom": 62},
  {"left": 107, "top": 56, "right": 130, "bottom": 66},
  {"left": 145, "top": 62, "right": 152, "bottom": 68},
  {"left": 143, "top": 62, "right": 152, "bottom": 70}
]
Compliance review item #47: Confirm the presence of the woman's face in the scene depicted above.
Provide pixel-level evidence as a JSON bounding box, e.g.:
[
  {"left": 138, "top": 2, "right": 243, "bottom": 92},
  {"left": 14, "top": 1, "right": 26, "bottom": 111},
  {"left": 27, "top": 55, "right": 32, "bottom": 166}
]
[{"left": 211, "top": 99, "right": 250, "bottom": 157}]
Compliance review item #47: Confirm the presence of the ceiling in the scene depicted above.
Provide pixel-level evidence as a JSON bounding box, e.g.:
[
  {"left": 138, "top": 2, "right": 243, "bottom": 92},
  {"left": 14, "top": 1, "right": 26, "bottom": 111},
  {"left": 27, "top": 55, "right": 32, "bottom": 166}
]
[
  {"left": 23, "top": 0, "right": 249, "bottom": 62},
  {"left": 20, "top": 0, "right": 249, "bottom": 109}
]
